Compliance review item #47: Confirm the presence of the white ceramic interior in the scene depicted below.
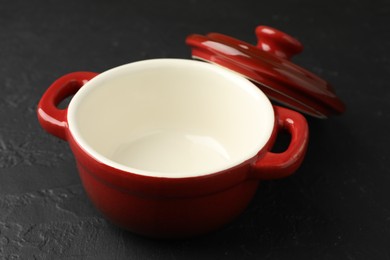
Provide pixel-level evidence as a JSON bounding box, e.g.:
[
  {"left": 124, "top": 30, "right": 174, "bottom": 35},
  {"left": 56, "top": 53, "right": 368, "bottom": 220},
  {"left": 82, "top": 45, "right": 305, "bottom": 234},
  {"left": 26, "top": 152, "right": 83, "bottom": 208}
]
[{"left": 67, "top": 59, "right": 274, "bottom": 178}]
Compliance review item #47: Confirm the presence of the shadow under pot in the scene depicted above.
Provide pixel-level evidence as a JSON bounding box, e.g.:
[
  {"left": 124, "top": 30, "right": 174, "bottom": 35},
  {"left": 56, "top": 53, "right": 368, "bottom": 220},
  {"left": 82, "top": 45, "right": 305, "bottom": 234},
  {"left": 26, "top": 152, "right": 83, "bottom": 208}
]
[{"left": 37, "top": 59, "right": 308, "bottom": 238}]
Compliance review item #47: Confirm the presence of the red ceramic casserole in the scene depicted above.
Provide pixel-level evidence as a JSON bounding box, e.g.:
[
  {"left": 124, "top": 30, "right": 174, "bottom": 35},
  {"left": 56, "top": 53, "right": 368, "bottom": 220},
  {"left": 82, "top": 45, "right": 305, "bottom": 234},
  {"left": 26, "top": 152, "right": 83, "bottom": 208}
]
[
  {"left": 37, "top": 25, "right": 345, "bottom": 238},
  {"left": 37, "top": 58, "right": 308, "bottom": 238}
]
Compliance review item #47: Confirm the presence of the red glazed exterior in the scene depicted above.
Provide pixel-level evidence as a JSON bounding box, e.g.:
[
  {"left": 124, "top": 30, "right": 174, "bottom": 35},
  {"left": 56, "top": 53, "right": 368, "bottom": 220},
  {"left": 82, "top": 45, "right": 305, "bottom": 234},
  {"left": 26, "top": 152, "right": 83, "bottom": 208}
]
[
  {"left": 71, "top": 134, "right": 260, "bottom": 237},
  {"left": 37, "top": 67, "right": 309, "bottom": 238}
]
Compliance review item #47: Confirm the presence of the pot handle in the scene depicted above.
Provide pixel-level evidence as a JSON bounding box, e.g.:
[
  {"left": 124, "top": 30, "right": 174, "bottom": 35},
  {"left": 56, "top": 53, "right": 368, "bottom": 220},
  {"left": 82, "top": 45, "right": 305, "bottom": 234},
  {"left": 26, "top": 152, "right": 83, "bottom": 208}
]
[
  {"left": 251, "top": 106, "right": 309, "bottom": 180},
  {"left": 37, "top": 72, "right": 98, "bottom": 140}
]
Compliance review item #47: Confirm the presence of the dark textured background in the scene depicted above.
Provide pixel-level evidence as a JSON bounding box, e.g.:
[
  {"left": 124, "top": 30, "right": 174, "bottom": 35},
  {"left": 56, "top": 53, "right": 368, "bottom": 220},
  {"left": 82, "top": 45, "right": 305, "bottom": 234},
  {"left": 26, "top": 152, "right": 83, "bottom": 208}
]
[{"left": 1, "top": 0, "right": 389, "bottom": 259}]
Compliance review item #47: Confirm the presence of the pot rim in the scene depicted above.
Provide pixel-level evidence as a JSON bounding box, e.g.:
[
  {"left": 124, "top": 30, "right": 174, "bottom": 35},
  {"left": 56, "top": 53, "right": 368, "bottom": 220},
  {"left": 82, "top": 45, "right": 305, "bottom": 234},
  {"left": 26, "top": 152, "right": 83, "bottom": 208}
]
[{"left": 67, "top": 59, "right": 275, "bottom": 179}]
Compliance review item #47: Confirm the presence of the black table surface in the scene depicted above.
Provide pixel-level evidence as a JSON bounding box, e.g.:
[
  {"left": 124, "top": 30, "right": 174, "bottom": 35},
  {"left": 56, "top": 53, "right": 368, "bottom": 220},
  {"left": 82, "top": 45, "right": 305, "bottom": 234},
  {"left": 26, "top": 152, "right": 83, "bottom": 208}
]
[{"left": 1, "top": 0, "right": 389, "bottom": 259}]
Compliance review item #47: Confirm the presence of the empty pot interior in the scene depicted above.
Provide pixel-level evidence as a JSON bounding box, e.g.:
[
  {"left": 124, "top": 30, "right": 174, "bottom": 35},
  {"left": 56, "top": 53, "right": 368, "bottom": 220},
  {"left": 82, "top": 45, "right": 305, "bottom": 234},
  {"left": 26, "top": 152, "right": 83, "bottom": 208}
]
[{"left": 68, "top": 59, "right": 274, "bottom": 177}]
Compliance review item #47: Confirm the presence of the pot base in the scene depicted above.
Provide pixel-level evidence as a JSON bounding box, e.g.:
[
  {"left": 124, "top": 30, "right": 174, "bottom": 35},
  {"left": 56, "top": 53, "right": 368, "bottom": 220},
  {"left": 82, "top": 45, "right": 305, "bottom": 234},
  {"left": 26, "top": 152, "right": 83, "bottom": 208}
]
[{"left": 78, "top": 162, "right": 259, "bottom": 238}]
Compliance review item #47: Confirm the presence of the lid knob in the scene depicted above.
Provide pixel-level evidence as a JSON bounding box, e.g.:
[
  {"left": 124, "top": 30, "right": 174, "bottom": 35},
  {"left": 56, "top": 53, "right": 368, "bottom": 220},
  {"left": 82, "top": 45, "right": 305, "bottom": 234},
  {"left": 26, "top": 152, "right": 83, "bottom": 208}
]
[{"left": 255, "top": 26, "right": 304, "bottom": 60}]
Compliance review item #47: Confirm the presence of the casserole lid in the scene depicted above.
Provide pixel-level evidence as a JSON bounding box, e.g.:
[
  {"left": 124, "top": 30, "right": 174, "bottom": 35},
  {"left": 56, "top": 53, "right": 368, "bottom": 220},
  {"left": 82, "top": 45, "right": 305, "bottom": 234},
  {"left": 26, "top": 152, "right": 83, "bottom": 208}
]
[{"left": 186, "top": 25, "right": 345, "bottom": 118}]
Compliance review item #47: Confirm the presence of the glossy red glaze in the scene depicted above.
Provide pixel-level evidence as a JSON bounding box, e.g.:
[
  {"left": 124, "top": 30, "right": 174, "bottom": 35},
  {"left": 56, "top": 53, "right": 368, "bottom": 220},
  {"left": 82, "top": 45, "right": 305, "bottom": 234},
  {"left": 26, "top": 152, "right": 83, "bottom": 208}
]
[
  {"left": 255, "top": 26, "right": 303, "bottom": 60},
  {"left": 37, "top": 69, "right": 308, "bottom": 238},
  {"left": 186, "top": 25, "right": 346, "bottom": 118}
]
